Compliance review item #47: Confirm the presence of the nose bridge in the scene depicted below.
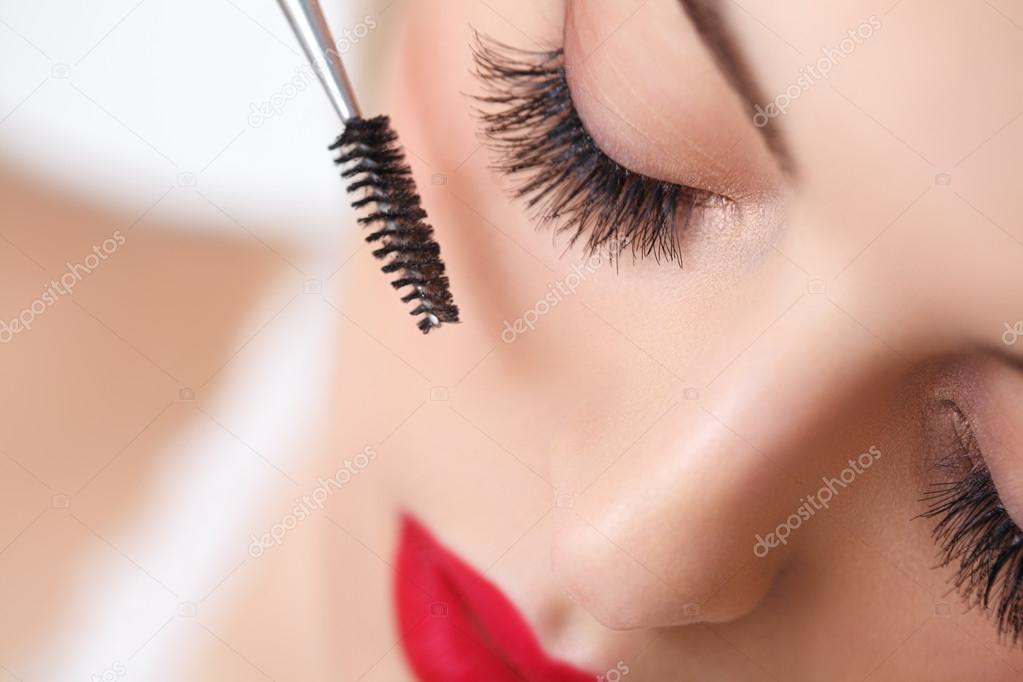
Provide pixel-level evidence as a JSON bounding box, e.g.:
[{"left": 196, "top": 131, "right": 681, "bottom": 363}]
[
  {"left": 551, "top": 297, "right": 904, "bottom": 629},
  {"left": 702, "top": 298, "right": 900, "bottom": 452}
]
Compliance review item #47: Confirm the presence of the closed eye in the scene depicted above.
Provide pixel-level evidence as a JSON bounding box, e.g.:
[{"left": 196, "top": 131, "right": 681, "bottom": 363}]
[{"left": 471, "top": 34, "right": 729, "bottom": 265}]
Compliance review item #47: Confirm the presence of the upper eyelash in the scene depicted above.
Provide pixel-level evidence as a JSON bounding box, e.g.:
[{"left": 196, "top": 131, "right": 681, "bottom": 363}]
[
  {"left": 470, "top": 34, "right": 720, "bottom": 265},
  {"left": 920, "top": 400, "right": 1023, "bottom": 643}
]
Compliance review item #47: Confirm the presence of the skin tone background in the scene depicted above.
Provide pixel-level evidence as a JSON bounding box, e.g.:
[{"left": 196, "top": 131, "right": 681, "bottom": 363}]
[{"left": 0, "top": 0, "right": 1021, "bottom": 680}]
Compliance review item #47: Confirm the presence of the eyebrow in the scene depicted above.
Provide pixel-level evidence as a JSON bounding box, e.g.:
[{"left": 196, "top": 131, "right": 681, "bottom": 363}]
[{"left": 678, "top": 0, "right": 792, "bottom": 169}]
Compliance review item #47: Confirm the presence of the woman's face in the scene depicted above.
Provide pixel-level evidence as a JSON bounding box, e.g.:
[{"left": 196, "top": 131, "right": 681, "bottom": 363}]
[{"left": 334, "top": 0, "right": 1023, "bottom": 677}]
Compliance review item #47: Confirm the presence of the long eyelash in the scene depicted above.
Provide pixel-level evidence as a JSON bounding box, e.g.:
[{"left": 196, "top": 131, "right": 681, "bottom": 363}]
[
  {"left": 920, "top": 403, "right": 1023, "bottom": 643},
  {"left": 470, "top": 34, "right": 718, "bottom": 265}
]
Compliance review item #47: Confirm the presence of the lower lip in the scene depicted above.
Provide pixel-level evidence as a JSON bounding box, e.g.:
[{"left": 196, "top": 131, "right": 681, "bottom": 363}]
[{"left": 395, "top": 515, "right": 594, "bottom": 682}]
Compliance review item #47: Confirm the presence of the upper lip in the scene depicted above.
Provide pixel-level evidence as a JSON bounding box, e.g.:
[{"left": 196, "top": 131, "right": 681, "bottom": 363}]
[{"left": 395, "top": 515, "right": 594, "bottom": 682}]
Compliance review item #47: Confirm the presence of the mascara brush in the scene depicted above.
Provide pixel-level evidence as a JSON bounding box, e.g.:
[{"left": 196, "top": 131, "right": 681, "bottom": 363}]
[{"left": 277, "top": 0, "right": 460, "bottom": 333}]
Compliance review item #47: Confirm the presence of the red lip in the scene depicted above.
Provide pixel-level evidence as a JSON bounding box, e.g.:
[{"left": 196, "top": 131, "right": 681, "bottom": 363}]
[{"left": 395, "top": 516, "right": 594, "bottom": 682}]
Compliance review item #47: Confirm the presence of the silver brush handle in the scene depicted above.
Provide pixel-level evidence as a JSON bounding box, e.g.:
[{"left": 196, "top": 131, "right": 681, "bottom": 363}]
[{"left": 277, "top": 0, "right": 362, "bottom": 121}]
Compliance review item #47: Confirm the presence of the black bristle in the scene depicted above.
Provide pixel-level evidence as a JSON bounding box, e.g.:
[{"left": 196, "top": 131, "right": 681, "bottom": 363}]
[{"left": 331, "top": 116, "right": 460, "bottom": 333}]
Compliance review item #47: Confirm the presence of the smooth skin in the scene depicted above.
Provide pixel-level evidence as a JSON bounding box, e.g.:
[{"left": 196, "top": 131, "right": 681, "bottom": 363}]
[
  {"left": 1, "top": 0, "right": 1019, "bottom": 679},
  {"left": 327, "top": 0, "right": 1023, "bottom": 679}
]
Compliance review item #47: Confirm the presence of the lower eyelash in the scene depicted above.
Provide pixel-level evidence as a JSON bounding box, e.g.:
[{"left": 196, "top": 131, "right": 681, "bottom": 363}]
[
  {"left": 470, "top": 34, "right": 719, "bottom": 265},
  {"left": 920, "top": 401, "right": 1023, "bottom": 643}
]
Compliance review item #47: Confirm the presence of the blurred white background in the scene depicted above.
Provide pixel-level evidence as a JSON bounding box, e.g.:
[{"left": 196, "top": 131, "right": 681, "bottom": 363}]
[
  {"left": 0, "top": 0, "right": 389, "bottom": 253},
  {"left": 0, "top": 1, "right": 398, "bottom": 679}
]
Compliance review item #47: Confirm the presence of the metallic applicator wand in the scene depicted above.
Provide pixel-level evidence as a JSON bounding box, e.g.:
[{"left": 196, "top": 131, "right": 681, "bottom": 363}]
[{"left": 277, "top": 0, "right": 460, "bottom": 333}]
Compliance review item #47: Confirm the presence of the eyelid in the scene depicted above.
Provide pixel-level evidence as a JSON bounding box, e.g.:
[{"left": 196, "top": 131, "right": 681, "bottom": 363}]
[
  {"left": 964, "top": 359, "right": 1023, "bottom": 525},
  {"left": 564, "top": 0, "right": 783, "bottom": 202}
]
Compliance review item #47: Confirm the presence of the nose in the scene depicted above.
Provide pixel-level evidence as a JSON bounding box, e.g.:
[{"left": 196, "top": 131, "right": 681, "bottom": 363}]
[{"left": 548, "top": 294, "right": 904, "bottom": 630}]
